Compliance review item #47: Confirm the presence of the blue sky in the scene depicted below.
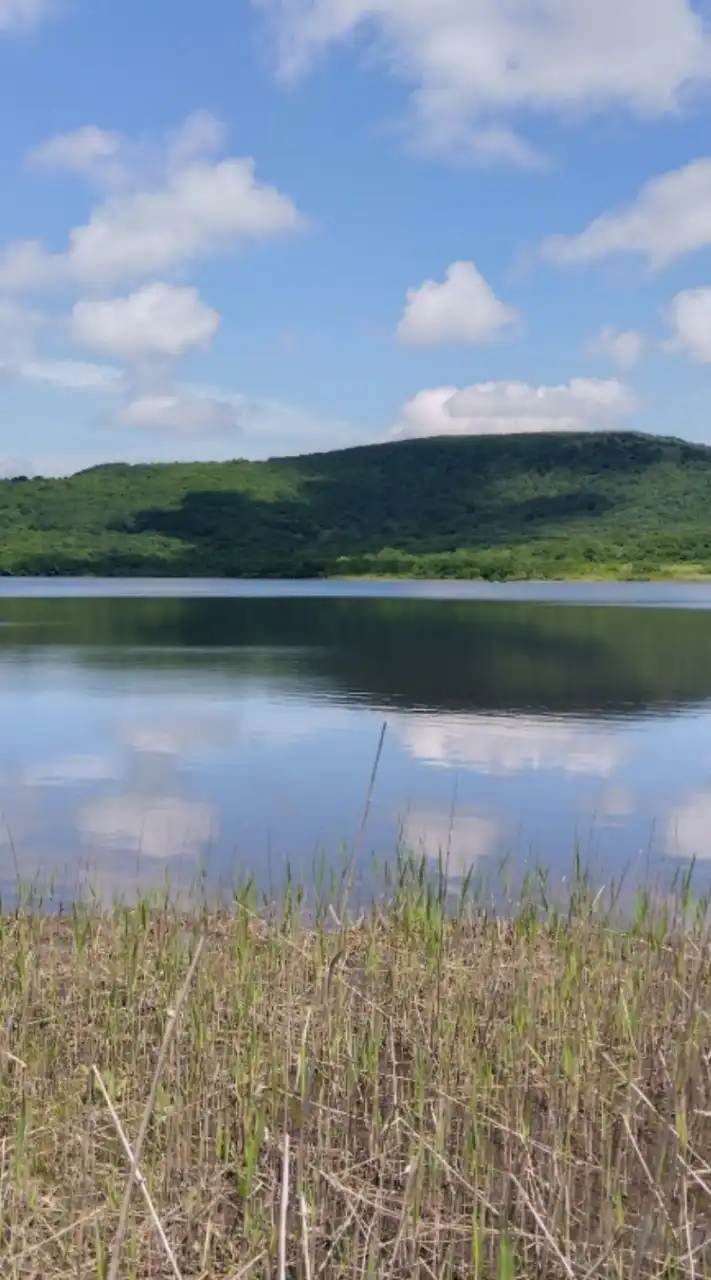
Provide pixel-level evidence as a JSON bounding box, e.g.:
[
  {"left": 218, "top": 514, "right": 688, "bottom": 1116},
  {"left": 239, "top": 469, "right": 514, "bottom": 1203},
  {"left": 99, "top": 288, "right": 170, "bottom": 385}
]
[{"left": 1, "top": 0, "right": 711, "bottom": 473}]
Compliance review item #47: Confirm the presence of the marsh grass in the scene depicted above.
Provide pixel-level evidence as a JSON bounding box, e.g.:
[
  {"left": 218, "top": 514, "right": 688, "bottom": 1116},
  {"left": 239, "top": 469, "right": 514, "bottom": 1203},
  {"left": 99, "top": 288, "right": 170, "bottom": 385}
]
[{"left": 2, "top": 858, "right": 711, "bottom": 1278}]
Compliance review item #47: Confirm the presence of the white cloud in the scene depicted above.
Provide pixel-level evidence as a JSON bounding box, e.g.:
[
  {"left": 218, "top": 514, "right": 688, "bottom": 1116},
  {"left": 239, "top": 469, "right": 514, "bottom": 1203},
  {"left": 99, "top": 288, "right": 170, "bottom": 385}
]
[
  {"left": 0, "top": 113, "right": 304, "bottom": 292},
  {"left": 30, "top": 113, "right": 229, "bottom": 190},
  {"left": 113, "top": 384, "right": 367, "bottom": 450},
  {"left": 78, "top": 793, "right": 216, "bottom": 860},
  {"left": 166, "top": 110, "right": 228, "bottom": 168},
  {"left": 0, "top": 0, "right": 51, "bottom": 31},
  {"left": 116, "top": 389, "right": 242, "bottom": 433},
  {"left": 72, "top": 283, "right": 220, "bottom": 359},
  {"left": 28, "top": 126, "right": 122, "bottom": 176},
  {"left": 173, "top": 384, "right": 367, "bottom": 456},
  {"left": 394, "top": 713, "right": 624, "bottom": 777},
  {"left": 400, "top": 807, "right": 500, "bottom": 876},
  {"left": 392, "top": 378, "right": 637, "bottom": 438},
  {"left": 0, "top": 241, "right": 55, "bottom": 293},
  {"left": 258, "top": 0, "right": 711, "bottom": 164},
  {"left": 20, "top": 358, "right": 122, "bottom": 390},
  {"left": 0, "top": 298, "right": 43, "bottom": 369},
  {"left": 397, "top": 261, "right": 519, "bottom": 346},
  {"left": 449, "top": 126, "right": 546, "bottom": 169},
  {"left": 585, "top": 326, "right": 646, "bottom": 369},
  {"left": 231, "top": 396, "right": 361, "bottom": 454},
  {"left": 667, "top": 286, "right": 711, "bottom": 362},
  {"left": 0, "top": 299, "right": 123, "bottom": 391},
  {"left": 63, "top": 160, "right": 300, "bottom": 287},
  {"left": 542, "top": 159, "right": 711, "bottom": 270}
]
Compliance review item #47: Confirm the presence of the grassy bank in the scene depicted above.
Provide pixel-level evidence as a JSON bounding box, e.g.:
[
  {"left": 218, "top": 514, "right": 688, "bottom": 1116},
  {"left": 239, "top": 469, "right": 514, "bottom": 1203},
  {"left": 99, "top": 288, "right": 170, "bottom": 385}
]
[
  {"left": 3, "top": 869, "right": 711, "bottom": 1278},
  {"left": 336, "top": 565, "right": 711, "bottom": 582}
]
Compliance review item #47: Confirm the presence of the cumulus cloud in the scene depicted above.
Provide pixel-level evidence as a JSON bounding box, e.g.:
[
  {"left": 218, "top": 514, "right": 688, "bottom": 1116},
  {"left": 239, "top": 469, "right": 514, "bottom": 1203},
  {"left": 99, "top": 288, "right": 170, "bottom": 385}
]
[
  {"left": 0, "top": 298, "right": 43, "bottom": 369},
  {"left": 151, "top": 384, "right": 366, "bottom": 454},
  {"left": 28, "top": 126, "right": 122, "bottom": 177},
  {"left": 113, "top": 383, "right": 368, "bottom": 449},
  {"left": 227, "top": 394, "right": 362, "bottom": 454},
  {"left": 394, "top": 713, "right": 624, "bottom": 777},
  {"left": 0, "top": 112, "right": 304, "bottom": 292},
  {"left": 541, "top": 159, "right": 711, "bottom": 270},
  {"left": 0, "top": 114, "right": 309, "bottom": 446},
  {"left": 72, "top": 283, "right": 220, "bottom": 359},
  {"left": 0, "top": 242, "right": 55, "bottom": 293},
  {"left": 116, "top": 389, "right": 242, "bottom": 434},
  {"left": 28, "top": 114, "right": 228, "bottom": 188},
  {"left": 257, "top": 0, "right": 711, "bottom": 164},
  {"left": 20, "top": 359, "right": 122, "bottom": 389},
  {"left": 666, "top": 287, "right": 711, "bottom": 362},
  {"left": 397, "top": 261, "right": 519, "bottom": 346},
  {"left": 392, "top": 378, "right": 637, "bottom": 438},
  {"left": 585, "top": 326, "right": 646, "bottom": 369},
  {"left": 0, "top": 0, "right": 51, "bottom": 31}
]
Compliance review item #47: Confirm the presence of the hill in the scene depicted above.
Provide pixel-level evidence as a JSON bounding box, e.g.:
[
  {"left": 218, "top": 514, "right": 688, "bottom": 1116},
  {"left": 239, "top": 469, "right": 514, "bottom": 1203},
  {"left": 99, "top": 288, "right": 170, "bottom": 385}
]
[{"left": 3, "top": 430, "right": 711, "bottom": 579}]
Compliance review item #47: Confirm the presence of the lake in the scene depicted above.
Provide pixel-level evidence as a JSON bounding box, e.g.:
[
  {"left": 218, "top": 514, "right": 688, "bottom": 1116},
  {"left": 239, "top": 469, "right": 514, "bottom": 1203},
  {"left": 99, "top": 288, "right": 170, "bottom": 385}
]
[{"left": 2, "top": 578, "right": 711, "bottom": 908}]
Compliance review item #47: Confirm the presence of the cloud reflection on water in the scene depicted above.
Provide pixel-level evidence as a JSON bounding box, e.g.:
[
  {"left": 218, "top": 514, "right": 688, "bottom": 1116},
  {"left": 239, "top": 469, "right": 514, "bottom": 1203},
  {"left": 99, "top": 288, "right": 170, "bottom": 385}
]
[
  {"left": 400, "top": 807, "right": 501, "bottom": 877},
  {"left": 393, "top": 712, "right": 625, "bottom": 777},
  {"left": 77, "top": 793, "right": 217, "bottom": 861},
  {"left": 667, "top": 791, "right": 711, "bottom": 861}
]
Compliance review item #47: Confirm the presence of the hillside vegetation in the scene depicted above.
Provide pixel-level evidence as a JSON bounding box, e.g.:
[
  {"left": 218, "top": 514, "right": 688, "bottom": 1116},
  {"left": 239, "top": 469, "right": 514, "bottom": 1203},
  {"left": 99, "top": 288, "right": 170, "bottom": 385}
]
[{"left": 3, "top": 430, "right": 711, "bottom": 578}]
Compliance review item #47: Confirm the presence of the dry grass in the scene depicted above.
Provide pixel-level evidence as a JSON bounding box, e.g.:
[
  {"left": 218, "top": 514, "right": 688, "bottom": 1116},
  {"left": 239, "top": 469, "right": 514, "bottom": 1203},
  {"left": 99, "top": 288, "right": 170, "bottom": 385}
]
[{"left": 2, "top": 861, "right": 711, "bottom": 1278}]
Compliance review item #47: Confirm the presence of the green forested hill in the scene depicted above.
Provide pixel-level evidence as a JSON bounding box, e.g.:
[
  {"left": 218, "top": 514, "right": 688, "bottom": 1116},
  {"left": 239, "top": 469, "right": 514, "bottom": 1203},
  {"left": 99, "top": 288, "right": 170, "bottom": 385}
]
[{"left": 4, "top": 430, "right": 711, "bottom": 579}]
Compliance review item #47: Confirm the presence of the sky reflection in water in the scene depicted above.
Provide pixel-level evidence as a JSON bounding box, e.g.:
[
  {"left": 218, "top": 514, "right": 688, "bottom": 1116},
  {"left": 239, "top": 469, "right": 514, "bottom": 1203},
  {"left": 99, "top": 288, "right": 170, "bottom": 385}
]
[{"left": 1, "top": 582, "right": 711, "bottom": 904}]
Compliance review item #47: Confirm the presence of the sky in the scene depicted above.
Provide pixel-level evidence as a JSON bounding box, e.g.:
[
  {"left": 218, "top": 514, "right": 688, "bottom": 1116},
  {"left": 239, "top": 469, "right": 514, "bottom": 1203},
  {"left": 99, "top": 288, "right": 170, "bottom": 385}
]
[{"left": 2, "top": 0, "right": 711, "bottom": 474}]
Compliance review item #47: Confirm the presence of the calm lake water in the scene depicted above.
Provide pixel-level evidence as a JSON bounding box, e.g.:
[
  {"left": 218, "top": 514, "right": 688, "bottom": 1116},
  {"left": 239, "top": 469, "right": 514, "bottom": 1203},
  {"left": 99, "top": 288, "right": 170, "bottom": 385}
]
[{"left": 3, "top": 578, "right": 711, "bottom": 907}]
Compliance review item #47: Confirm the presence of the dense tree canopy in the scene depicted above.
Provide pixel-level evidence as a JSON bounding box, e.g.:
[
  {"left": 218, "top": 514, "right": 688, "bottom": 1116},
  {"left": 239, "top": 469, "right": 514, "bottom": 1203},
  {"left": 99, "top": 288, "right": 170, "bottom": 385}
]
[{"left": 3, "top": 430, "right": 711, "bottom": 579}]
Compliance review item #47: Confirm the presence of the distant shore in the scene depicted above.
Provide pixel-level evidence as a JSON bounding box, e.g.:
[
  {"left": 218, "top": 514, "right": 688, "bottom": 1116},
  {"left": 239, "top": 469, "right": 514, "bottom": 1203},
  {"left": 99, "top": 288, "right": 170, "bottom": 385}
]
[
  {"left": 2, "top": 564, "right": 711, "bottom": 583},
  {"left": 2, "top": 431, "right": 711, "bottom": 582}
]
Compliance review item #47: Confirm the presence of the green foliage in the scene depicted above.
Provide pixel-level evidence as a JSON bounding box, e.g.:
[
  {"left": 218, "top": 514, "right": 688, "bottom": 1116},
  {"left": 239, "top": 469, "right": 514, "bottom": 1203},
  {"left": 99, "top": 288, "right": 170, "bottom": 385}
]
[{"left": 3, "top": 430, "right": 711, "bottom": 577}]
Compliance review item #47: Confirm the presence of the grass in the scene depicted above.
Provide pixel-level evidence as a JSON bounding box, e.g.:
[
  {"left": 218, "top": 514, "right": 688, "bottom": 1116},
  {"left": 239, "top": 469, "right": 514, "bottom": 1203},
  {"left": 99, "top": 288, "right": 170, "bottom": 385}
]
[{"left": 2, "top": 859, "right": 711, "bottom": 1278}]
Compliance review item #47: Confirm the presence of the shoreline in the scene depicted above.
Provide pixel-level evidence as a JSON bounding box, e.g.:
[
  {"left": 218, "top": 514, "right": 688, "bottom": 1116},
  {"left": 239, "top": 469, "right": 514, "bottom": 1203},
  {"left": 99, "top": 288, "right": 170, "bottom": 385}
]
[
  {"left": 1, "top": 567, "right": 711, "bottom": 582},
  {"left": 1, "top": 570, "right": 711, "bottom": 591}
]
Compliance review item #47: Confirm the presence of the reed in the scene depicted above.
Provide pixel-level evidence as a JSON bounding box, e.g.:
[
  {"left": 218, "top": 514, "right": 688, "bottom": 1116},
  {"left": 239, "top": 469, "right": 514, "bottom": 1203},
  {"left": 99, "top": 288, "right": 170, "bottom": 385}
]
[{"left": 1, "top": 856, "right": 710, "bottom": 1278}]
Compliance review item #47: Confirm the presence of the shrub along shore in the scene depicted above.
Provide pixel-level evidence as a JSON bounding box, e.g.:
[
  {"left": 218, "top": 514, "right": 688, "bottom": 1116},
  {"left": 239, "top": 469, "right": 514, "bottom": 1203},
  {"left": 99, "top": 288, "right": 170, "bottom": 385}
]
[{"left": 2, "top": 865, "right": 711, "bottom": 1278}]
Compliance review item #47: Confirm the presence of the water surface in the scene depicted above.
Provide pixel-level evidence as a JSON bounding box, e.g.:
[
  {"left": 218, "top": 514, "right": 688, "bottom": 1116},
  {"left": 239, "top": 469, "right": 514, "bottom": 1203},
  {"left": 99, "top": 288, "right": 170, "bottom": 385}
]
[{"left": 2, "top": 579, "right": 711, "bottom": 905}]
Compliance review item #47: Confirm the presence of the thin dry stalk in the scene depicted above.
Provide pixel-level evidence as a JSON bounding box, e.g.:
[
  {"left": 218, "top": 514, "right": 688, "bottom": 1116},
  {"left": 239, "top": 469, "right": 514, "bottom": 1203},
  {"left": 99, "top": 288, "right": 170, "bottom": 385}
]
[
  {"left": 383, "top": 1155, "right": 418, "bottom": 1280},
  {"left": 106, "top": 933, "right": 206, "bottom": 1280},
  {"left": 337, "top": 720, "right": 386, "bottom": 923},
  {"left": 91, "top": 1065, "right": 183, "bottom": 1280},
  {"left": 7, "top": 1208, "right": 104, "bottom": 1267},
  {"left": 278, "top": 1130, "right": 290, "bottom": 1280},
  {"left": 509, "top": 1173, "right": 575, "bottom": 1280},
  {"left": 300, "top": 1193, "right": 313, "bottom": 1280},
  {"left": 226, "top": 1250, "right": 267, "bottom": 1278}
]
